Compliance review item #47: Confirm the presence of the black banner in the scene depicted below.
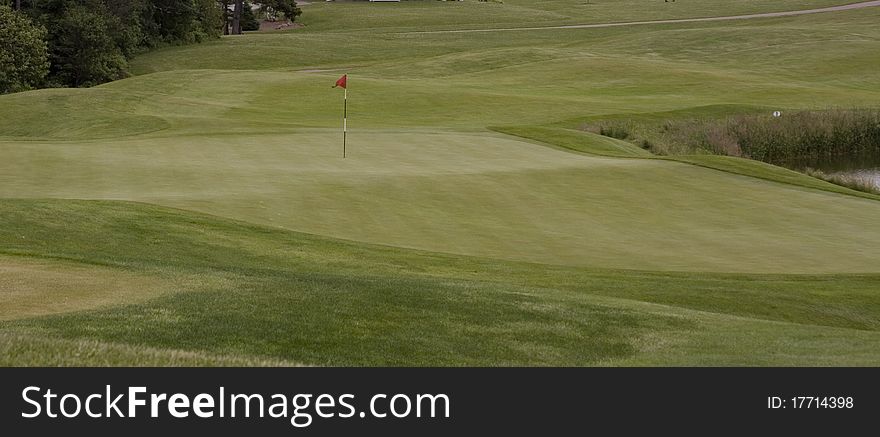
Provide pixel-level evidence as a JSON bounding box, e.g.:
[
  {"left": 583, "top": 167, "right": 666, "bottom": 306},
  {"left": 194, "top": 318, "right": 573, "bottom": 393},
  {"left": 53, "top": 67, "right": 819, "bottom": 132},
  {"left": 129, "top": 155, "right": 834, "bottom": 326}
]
[{"left": 0, "top": 368, "right": 876, "bottom": 434}]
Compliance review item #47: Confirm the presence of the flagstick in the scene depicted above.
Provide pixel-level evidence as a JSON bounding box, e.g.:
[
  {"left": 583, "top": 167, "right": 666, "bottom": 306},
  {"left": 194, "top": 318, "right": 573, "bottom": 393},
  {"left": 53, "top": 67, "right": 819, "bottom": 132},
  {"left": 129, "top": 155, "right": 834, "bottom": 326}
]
[{"left": 343, "top": 87, "right": 347, "bottom": 159}]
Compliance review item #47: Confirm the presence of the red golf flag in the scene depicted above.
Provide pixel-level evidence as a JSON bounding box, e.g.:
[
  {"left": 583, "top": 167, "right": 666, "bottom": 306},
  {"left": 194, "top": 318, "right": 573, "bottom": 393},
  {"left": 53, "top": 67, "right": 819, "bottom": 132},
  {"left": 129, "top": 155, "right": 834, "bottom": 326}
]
[{"left": 333, "top": 74, "right": 347, "bottom": 89}]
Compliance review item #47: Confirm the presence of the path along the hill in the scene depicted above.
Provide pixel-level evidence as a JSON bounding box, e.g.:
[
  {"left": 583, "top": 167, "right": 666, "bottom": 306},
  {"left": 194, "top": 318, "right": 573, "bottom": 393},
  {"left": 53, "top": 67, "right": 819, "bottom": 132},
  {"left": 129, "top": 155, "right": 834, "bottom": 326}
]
[{"left": 408, "top": 1, "right": 880, "bottom": 34}]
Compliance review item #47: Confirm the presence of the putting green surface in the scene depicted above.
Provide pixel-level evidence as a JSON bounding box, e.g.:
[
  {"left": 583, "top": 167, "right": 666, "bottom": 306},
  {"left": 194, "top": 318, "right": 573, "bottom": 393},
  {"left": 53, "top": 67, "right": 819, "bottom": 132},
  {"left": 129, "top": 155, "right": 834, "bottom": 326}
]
[
  {"left": 1, "top": 1, "right": 878, "bottom": 365},
  {"left": 2, "top": 129, "right": 879, "bottom": 273}
]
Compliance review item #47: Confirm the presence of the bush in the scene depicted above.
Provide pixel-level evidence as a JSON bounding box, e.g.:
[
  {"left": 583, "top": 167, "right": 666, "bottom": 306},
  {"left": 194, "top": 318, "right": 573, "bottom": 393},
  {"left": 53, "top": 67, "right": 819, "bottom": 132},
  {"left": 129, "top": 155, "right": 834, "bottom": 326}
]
[
  {"left": 597, "top": 123, "right": 630, "bottom": 140},
  {"left": 0, "top": 5, "right": 50, "bottom": 94}
]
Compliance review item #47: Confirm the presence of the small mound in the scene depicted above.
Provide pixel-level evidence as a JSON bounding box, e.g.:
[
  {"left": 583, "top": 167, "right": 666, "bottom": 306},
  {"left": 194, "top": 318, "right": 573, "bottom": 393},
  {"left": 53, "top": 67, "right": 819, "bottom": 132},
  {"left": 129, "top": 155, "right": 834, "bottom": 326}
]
[{"left": 0, "top": 88, "right": 169, "bottom": 140}]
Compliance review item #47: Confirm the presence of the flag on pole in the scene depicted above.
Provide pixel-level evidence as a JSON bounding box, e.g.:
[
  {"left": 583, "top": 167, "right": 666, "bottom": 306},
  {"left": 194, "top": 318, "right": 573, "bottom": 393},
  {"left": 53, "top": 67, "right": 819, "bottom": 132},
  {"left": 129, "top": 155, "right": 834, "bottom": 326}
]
[
  {"left": 333, "top": 75, "right": 348, "bottom": 158},
  {"left": 333, "top": 74, "right": 347, "bottom": 89}
]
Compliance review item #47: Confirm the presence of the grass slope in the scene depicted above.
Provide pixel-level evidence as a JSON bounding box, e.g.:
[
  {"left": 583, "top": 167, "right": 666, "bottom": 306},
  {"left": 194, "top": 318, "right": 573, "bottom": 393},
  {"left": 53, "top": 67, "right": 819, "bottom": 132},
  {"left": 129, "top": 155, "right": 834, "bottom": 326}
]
[
  {"left": 281, "top": 1, "right": 865, "bottom": 33},
  {"left": 2, "top": 129, "right": 880, "bottom": 272},
  {"left": 0, "top": 333, "right": 300, "bottom": 366},
  {"left": 1, "top": 199, "right": 879, "bottom": 366},
  {"left": 0, "top": 2, "right": 878, "bottom": 365},
  {"left": 492, "top": 123, "right": 880, "bottom": 201}
]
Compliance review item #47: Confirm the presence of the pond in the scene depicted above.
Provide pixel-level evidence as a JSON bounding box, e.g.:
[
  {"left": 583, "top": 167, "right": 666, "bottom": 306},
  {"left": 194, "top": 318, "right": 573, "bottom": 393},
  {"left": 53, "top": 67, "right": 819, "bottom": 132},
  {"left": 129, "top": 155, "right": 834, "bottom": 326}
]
[
  {"left": 832, "top": 167, "right": 880, "bottom": 191},
  {"left": 785, "top": 155, "right": 880, "bottom": 191}
]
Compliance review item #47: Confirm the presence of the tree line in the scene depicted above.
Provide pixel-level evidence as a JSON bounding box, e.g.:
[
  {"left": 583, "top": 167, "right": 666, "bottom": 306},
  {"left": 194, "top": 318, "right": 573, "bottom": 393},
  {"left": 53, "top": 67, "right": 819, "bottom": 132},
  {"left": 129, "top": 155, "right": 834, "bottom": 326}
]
[
  {"left": 0, "top": 1, "right": 301, "bottom": 94},
  {"left": 224, "top": 1, "right": 301, "bottom": 34}
]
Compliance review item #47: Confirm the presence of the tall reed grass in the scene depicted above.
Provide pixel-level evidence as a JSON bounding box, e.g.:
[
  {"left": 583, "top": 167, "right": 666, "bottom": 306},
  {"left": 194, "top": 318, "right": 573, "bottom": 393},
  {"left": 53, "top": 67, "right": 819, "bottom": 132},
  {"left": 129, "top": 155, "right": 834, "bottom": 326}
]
[
  {"left": 586, "top": 108, "right": 880, "bottom": 193},
  {"left": 587, "top": 108, "right": 880, "bottom": 165}
]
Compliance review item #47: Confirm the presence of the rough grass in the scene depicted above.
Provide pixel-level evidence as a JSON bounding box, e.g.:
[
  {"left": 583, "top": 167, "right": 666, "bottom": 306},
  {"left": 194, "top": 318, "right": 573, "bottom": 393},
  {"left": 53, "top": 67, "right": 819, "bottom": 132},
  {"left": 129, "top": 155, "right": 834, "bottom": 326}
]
[
  {"left": 576, "top": 106, "right": 880, "bottom": 194},
  {"left": 584, "top": 108, "right": 880, "bottom": 163},
  {"left": 0, "top": 332, "right": 300, "bottom": 366}
]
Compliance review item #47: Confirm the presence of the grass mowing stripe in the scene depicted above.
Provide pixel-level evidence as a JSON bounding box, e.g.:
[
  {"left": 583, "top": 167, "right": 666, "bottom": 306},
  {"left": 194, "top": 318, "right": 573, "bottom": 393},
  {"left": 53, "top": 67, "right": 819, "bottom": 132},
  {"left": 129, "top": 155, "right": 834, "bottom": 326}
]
[
  {"left": 1, "top": 199, "right": 879, "bottom": 365},
  {"left": 2, "top": 130, "right": 879, "bottom": 273}
]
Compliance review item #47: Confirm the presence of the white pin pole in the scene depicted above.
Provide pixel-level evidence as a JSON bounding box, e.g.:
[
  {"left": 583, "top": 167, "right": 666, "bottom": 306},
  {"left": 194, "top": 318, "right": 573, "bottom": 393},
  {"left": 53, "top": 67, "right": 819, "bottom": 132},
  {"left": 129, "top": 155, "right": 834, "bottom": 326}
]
[{"left": 343, "top": 87, "right": 348, "bottom": 158}]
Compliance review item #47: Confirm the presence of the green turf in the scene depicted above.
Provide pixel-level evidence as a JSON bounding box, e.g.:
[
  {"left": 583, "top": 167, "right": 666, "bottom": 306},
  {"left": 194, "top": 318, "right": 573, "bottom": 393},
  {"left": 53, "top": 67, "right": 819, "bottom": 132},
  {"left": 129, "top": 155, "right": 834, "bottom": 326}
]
[
  {"left": 2, "top": 199, "right": 879, "bottom": 366},
  {"left": 0, "top": 1, "right": 878, "bottom": 365},
  {"left": 0, "top": 332, "right": 300, "bottom": 366},
  {"left": 492, "top": 123, "right": 880, "bottom": 201},
  {"left": 2, "top": 129, "right": 879, "bottom": 273},
  {"left": 272, "top": 1, "right": 866, "bottom": 33},
  {"left": 0, "top": 255, "right": 178, "bottom": 321}
]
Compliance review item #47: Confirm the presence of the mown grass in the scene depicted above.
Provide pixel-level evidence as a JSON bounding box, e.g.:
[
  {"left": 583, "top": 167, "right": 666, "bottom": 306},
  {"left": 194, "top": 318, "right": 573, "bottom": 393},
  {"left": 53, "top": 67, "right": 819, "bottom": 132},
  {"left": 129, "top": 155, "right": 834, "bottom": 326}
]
[
  {"left": 2, "top": 199, "right": 879, "bottom": 366},
  {"left": 0, "top": 2, "right": 879, "bottom": 366},
  {"left": 3, "top": 129, "right": 880, "bottom": 273},
  {"left": 296, "top": 0, "right": 859, "bottom": 33}
]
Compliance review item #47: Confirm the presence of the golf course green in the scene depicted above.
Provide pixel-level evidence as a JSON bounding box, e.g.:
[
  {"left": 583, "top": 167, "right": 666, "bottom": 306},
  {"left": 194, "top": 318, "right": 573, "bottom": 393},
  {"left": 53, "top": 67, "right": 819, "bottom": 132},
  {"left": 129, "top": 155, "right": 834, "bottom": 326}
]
[{"left": 1, "top": 0, "right": 879, "bottom": 366}]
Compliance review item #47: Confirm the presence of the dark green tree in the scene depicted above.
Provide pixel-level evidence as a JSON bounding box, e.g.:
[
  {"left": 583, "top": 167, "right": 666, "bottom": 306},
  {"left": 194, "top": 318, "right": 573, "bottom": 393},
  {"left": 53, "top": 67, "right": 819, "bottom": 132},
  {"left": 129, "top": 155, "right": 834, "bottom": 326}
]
[
  {"left": 0, "top": 5, "right": 50, "bottom": 93},
  {"left": 191, "top": 0, "right": 222, "bottom": 41},
  {"left": 48, "top": 3, "right": 128, "bottom": 87},
  {"left": 241, "top": 0, "right": 260, "bottom": 31},
  {"left": 150, "top": 0, "right": 199, "bottom": 42},
  {"left": 102, "top": 0, "right": 149, "bottom": 56},
  {"left": 3, "top": 0, "right": 232, "bottom": 89}
]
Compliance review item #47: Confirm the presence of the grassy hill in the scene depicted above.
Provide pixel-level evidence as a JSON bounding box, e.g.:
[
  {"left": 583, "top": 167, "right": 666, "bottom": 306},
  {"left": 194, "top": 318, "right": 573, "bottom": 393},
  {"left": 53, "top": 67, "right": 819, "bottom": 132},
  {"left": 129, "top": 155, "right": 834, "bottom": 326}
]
[
  {"left": 0, "top": 1, "right": 878, "bottom": 365},
  {"left": 2, "top": 199, "right": 879, "bottom": 366}
]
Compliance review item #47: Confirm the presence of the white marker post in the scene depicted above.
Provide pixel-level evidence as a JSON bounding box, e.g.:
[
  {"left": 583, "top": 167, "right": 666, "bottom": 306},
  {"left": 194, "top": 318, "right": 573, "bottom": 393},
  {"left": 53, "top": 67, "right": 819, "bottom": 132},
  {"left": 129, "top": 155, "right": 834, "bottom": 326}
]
[
  {"left": 333, "top": 74, "right": 348, "bottom": 158},
  {"left": 343, "top": 86, "right": 347, "bottom": 159}
]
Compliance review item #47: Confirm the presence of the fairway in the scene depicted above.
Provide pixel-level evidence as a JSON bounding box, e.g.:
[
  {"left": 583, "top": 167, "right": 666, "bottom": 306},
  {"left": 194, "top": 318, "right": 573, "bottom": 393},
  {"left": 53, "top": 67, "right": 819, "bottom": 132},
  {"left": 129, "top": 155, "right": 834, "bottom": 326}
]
[{"left": 1, "top": 0, "right": 879, "bottom": 366}]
